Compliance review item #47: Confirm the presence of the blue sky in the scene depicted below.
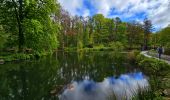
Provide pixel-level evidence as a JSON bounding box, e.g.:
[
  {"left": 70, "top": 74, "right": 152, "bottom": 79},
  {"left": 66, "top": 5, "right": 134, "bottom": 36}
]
[{"left": 58, "top": 0, "right": 170, "bottom": 30}]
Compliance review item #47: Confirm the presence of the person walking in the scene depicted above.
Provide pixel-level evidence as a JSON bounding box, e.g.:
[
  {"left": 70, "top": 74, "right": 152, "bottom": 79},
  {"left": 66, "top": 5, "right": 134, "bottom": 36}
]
[{"left": 157, "top": 46, "right": 164, "bottom": 59}]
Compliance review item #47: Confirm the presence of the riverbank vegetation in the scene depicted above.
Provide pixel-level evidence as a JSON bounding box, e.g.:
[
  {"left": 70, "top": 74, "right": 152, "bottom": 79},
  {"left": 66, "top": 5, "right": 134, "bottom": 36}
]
[{"left": 129, "top": 51, "right": 170, "bottom": 99}]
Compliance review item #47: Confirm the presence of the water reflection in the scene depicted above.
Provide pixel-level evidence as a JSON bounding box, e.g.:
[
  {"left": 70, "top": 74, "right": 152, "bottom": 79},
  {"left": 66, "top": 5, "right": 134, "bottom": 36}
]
[
  {"left": 0, "top": 51, "right": 143, "bottom": 100},
  {"left": 59, "top": 72, "right": 149, "bottom": 100}
]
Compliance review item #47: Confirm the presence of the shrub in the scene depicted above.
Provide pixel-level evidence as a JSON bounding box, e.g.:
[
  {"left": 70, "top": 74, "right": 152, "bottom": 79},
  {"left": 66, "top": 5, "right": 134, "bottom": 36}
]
[
  {"left": 164, "top": 48, "right": 170, "bottom": 55},
  {"left": 127, "top": 50, "right": 140, "bottom": 63},
  {"left": 136, "top": 54, "right": 145, "bottom": 63},
  {"left": 86, "top": 44, "right": 93, "bottom": 48},
  {"left": 163, "top": 43, "right": 170, "bottom": 55},
  {"left": 77, "top": 41, "right": 83, "bottom": 50},
  {"left": 109, "top": 42, "right": 124, "bottom": 52}
]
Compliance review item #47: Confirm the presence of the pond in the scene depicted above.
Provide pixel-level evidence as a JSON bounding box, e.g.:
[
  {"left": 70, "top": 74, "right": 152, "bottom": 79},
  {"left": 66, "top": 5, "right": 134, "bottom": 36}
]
[{"left": 0, "top": 51, "right": 149, "bottom": 100}]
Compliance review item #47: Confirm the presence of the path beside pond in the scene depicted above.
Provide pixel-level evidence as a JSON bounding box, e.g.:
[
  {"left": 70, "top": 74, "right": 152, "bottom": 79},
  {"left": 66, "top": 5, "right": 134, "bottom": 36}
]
[
  {"left": 141, "top": 51, "right": 170, "bottom": 64},
  {"left": 142, "top": 51, "right": 170, "bottom": 99}
]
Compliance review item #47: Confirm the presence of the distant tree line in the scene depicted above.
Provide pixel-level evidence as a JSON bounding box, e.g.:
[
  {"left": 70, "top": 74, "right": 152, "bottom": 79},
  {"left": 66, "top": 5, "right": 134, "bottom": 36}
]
[{"left": 55, "top": 9, "right": 153, "bottom": 50}]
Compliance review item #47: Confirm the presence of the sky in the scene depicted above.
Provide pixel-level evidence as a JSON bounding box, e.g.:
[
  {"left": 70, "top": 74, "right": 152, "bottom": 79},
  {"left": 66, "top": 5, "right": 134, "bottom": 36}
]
[{"left": 58, "top": 0, "right": 170, "bottom": 31}]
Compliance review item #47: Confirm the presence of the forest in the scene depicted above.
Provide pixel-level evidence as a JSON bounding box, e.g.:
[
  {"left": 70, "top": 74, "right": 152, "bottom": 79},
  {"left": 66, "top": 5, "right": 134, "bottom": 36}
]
[{"left": 0, "top": 0, "right": 170, "bottom": 59}]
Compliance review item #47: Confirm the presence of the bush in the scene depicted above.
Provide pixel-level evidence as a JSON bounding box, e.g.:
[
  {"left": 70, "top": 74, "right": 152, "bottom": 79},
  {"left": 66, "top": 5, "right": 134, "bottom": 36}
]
[
  {"left": 77, "top": 41, "right": 83, "bottom": 50},
  {"left": 86, "top": 44, "right": 93, "bottom": 48},
  {"left": 164, "top": 48, "right": 170, "bottom": 55},
  {"left": 94, "top": 44, "right": 104, "bottom": 48},
  {"left": 109, "top": 42, "right": 124, "bottom": 52},
  {"left": 1, "top": 51, "right": 50, "bottom": 62},
  {"left": 1, "top": 53, "right": 31, "bottom": 62},
  {"left": 163, "top": 43, "right": 170, "bottom": 55},
  {"left": 127, "top": 50, "right": 140, "bottom": 63},
  {"left": 136, "top": 54, "right": 145, "bottom": 63}
]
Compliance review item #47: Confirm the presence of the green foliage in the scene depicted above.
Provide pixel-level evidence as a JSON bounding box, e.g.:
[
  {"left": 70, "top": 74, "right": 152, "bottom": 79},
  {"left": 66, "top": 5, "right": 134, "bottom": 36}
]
[
  {"left": 24, "top": 19, "right": 58, "bottom": 53},
  {"left": 135, "top": 53, "right": 170, "bottom": 99},
  {"left": 132, "top": 90, "right": 164, "bottom": 100},
  {"left": 151, "top": 33, "right": 160, "bottom": 46},
  {"left": 0, "top": 28, "right": 7, "bottom": 50},
  {"left": 109, "top": 41, "right": 124, "bottom": 52},
  {"left": 127, "top": 50, "right": 140, "bottom": 63},
  {"left": 116, "top": 23, "right": 128, "bottom": 44},
  {"left": 133, "top": 50, "right": 141, "bottom": 56},
  {"left": 1, "top": 53, "right": 32, "bottom": 62},
  {"left": 159, "top": 27, "right": 170, "bottom": 46},
  {"left": 164, "top": 48, "right": 170, "bottom": 55},
  {"left": 0, "top": 0, "right": 60, "bottom": 54},
  {"left": 143, "top": 18, "right": 153, "bottom": 49},
  {"left": 137, "top": 54, "right": 170, "bottom": 74},
  {"left": 151, "top": 27, "right": 170, "bottom": 54},
  {"left": 77, "top": 41, "right": 83, "bottom": 50},
  {"left": 0, "top": 50, "right": 52, "bottom": 62},
  {"left": 57, "top": 13, "right": 147, "bottom": 51},
  {"left": 127, "top": 22, "right": 144, "bottom": 49}
]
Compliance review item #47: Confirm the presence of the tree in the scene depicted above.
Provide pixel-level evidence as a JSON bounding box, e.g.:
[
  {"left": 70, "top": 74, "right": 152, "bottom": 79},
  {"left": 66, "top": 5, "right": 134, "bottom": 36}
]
[
  {"left": 0, "top": 0, "right": 60, "bottom": 53},
  {"left": 92, "top": 14, "right": 106, "bottom": 44},
  {"left": 0, "top": 0, "right": 27, "bottom": 51},
  {"left": 114, "top": 17, "right": 122, "bottom": 41},
  {"left": 143, "top": 18, "right": 153, "bottom": 50},
  {"left": 159, "top": 27, "right": 170, "bottom": 47},
  {"left": 108, "top": 19, "right": 115, "bottom": 42},
  {"left": 0, "top": 26, "right": 7, "bottom": 50},
  {"left": 151, "top": 33, "right": 160, "bottom": 48},
  {"left": 127, "top": 21, "right": 144, "bottom": 49}
]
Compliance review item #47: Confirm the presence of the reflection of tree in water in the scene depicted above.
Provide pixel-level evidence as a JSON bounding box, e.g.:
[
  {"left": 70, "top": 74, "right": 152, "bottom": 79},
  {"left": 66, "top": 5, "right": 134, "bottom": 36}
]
[
  {"left": 57, "top": 51, "right": 133, "bottom": 82},
  {"left": 0, "top": 51, "right": 137, "bottom": 99},
  {"left": 0, "top": 58, "right": 59, "bottom": 100}
]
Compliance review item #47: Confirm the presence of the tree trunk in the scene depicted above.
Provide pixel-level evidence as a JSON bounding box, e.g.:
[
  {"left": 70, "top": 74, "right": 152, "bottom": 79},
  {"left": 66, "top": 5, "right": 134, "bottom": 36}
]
[
  {"left": 144, "top": 34, "right": 148, "bottom": 50},
  {"left": 18, "top": 0, "right": 24, "bottom": 52}
]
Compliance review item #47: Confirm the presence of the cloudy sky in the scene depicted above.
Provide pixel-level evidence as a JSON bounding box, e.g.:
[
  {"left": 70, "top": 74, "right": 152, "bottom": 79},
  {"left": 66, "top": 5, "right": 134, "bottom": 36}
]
[{"left": 58, "top": 0, "right": 170, "bottom": 30}]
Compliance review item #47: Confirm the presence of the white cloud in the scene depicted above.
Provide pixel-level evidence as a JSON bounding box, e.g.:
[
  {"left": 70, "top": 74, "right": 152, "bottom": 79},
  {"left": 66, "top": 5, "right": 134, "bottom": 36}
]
[
  {"left": 58, "top": 0, "right": 170, "bottom": 29},
  {"left": 58, "top": 0, "right": 84, "bottom": 15},
  {"left": 82, "top": 9, "right": 90, "bottom": 17},
  {"left": 148, "top": 0, "right": 170, "bottom": 28}
]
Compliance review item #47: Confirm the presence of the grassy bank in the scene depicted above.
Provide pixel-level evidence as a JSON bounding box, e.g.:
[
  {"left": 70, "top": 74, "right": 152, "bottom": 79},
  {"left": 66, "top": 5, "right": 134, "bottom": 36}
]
[
  {"left": 0, "top": 46, "right": 122, "bottom": 64},
  {"left": 65, "top": 42, "right": 125, "bottom": 52},
  {"left": 131, "top": 51, "right": 170, "bottom": 99},
  {"left": 64, "top": 47, "right": 114, "bottom": 52},
  {"left": 0, "top": 51, "right": 53, "bottom": 63}
]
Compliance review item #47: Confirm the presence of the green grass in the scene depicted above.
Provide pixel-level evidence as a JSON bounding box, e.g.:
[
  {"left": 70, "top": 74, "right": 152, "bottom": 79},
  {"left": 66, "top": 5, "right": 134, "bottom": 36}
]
[
  {"left": 0, "top": 51, "right": 52, "bottom": 62},
  {"left": 64, "top": 47, "right": 114, "bottom": 52},
  {"left": 136, "top": 54, "right": 170, "bottom": 99}
]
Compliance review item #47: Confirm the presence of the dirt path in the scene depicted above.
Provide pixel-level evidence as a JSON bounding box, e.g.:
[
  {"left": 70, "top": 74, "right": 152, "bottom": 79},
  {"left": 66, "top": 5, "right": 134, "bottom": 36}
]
[{"left": 141, "top": 51, "right": 170, "bottom": 64}]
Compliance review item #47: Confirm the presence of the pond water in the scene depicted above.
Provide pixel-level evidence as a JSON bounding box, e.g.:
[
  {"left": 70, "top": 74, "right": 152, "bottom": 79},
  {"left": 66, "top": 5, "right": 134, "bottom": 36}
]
[{"left": 0, "top": 51, "right": 149, "bottom": 100}]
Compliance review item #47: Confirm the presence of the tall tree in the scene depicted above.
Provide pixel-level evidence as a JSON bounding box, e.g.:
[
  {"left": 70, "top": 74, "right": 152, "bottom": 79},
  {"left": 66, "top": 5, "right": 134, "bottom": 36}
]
[
  {"left": 0, "top": 0, "right": 60, "bottom": 53},
  {"left": 159, "top": 26, "right": 170, "bottom": 46},
  {"left": 0, "top": 0, "right": 26, "bottom": 51},
  {"left": 114, "top": 17, "right": 122, "bottom": 41},
  {"left": 143, "top": 18, "right": 153, "bottom": 50},
  {"left": 127, "top": 21, "right": 144, "bottom": 49}
]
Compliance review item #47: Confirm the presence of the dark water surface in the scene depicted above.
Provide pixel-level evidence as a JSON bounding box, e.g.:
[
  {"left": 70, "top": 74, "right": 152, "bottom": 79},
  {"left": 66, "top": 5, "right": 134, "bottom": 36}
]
[{"left": 0, "top": 51, "right": 143, "bottom": 100}]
